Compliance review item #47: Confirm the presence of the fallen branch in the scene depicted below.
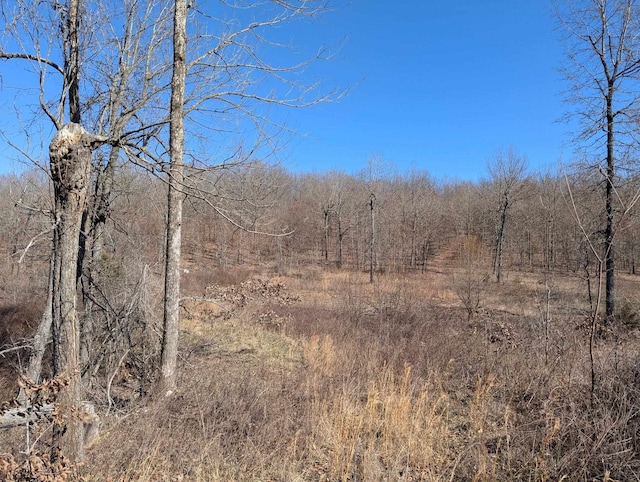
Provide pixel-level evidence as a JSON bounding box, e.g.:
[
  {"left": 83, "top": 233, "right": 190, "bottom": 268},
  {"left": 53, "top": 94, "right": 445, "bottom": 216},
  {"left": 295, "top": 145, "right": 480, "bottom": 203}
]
[
  {"left": 0, "top": 401, "right": 100, "bottom": 446},
  {"left": 0, "top": 404, "right": 54, "bottom": 429}
]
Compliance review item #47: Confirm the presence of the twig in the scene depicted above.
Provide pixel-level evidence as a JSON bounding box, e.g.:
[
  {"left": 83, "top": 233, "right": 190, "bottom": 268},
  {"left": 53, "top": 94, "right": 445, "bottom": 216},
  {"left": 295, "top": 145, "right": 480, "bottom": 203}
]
[{"left": 0, "top": 343, "right": 32, "bottom": 357}]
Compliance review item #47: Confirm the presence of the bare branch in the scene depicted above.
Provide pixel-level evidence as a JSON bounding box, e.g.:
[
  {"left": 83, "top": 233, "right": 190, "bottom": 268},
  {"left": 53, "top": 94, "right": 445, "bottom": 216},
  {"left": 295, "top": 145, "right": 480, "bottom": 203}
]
[{"left": 0, "top": 52, "right": 64, "bottom": 75}]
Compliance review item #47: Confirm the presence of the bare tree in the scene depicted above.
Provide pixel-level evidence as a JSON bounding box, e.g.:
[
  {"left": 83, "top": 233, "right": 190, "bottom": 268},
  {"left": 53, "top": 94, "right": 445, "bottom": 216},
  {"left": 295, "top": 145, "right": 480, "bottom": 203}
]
[
  {"left": 368, "top": 191, "right": 376, "bottom": 283},
  {"left": 0, "top": 0, "right": 173, "bottom": 389},
  {"left": 328, "top": 173, "right": 354, "bottom": 269},
  {"left": 1, "top": 0, "right": 341, "bottom": 427},
  {"left": 556, "top": 0, "right": 640, "bottom": 322},
  {"left": 488, "top": 148, "right": 527, "bottom": 283},
  {"left": 156, "top": 1, "right": 340, "bottom": 391},
  {"left": 394, "top": 171, "right": 440, "bottom": 272},
  {"left": 160, "top": 0, "right": 187, "bottom": 396},
  {"left": 308, "top": 172, "right": 351, "bottom": 266},
  {"left": 0, "top": 0, "right": 159, "bottom": 460}
]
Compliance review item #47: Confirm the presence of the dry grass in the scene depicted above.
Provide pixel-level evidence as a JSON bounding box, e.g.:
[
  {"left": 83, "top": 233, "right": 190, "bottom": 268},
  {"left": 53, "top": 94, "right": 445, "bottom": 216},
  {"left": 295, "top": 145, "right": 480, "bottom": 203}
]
[
  {"left": 309, "top": 362, "right": 453, "bottom": 481},
  {"left": 2, "top": 265, "right": 640, "bottom": 481}
]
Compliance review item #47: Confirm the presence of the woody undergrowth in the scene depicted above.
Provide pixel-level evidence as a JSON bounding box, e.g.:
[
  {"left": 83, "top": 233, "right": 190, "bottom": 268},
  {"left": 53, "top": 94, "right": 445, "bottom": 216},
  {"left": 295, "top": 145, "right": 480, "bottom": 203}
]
[{"left": 8, "top": 268, "right": 639, "bottom": 481}]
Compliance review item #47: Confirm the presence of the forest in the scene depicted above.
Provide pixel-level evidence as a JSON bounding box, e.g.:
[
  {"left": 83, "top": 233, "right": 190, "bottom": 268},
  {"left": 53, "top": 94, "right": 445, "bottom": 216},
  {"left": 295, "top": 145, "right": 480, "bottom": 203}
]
[{"left": 1, "top": 0, "right": 640, "bottom": 480}]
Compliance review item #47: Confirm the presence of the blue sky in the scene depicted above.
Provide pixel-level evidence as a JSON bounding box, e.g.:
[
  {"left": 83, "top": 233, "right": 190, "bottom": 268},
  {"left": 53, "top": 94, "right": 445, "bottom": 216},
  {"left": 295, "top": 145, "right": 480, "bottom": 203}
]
[
  {"left": 279, "top": 0, "right": 571, "bottom": 181},
  {"left": 0, "top": 0, "right": 571, "bottom": 181}
]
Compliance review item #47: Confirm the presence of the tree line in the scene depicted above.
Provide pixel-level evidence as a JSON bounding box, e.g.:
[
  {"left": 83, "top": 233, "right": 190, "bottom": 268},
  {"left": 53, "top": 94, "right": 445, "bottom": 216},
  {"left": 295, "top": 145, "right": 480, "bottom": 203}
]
[{"left": 3, "top": 152, "right": 639, "bottom": 299}]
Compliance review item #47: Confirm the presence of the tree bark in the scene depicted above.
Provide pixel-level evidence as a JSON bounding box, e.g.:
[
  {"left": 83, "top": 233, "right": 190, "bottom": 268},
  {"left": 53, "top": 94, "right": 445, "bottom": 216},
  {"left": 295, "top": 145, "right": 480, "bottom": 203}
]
[
  {"left": 49, "top": 122, "right": 96, "bottom": 462},
  {"left": 0, "top": 404, "right": 55, "bottom": 429},
  {"left": 605, "top": 84, "right": 616, "bottom": 323},
  {"left": 323, "top": 208, "right": 330, "bottom": 263},
  {"left": 66, "top": 0, "right": 81, "bottom": 124},
  {"left": 160, "top": 0, "right": 187, "bottom": 395},
  {"left": 369, "top": 193, "right": 375, "bottom": 284},
  {"left": 494, "top": 196, "right": 508, "bottom": 283}
]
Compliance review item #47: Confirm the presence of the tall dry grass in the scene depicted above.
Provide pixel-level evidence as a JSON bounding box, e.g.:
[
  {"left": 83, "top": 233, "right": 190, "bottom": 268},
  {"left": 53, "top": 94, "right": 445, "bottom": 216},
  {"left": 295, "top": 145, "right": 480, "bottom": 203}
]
[
  {"left": 303, "top": 334, "right": 453, "bottom": 481},
  {"left": 2, "top": 266, "right": 640, "bottom": 481}
]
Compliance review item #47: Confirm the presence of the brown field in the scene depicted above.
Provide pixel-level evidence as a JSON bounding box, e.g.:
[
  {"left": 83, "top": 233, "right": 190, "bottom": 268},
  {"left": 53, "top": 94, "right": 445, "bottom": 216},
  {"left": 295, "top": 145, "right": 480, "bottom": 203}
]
[{"left": 1, "top": 259, "right": 636, "bottom": 481}]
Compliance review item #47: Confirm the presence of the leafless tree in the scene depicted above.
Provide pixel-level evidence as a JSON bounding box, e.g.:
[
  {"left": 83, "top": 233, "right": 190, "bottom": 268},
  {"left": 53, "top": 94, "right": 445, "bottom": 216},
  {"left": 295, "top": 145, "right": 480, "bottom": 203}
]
[
  {"left": 360, "top": 157, "right": 388, "bottom": 283},
  {"left": 328, "top": 173, "right": 355, "bottom": 269},
  {"left": 556, "top": 0, "right": 640, "bottom": 322},
  {"left": 159, "top": 0, "right": 187, "bottom": 396},
  {"left": 0, "top": 0, "right": 169, "bottom": 459},
  {"left": 156, "top": 0, "right": 340, "bottom": 391},
  {"left": 0, "top": 0, "right": 173, "bottom": 388},
  {"left": 487, "top": 147, "right": 527, "bottom": 283}
]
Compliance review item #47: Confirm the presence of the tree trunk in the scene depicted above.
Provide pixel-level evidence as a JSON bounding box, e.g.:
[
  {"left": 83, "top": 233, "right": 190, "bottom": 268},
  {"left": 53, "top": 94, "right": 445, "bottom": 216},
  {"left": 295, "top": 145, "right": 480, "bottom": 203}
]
[
  {"left": 19, "top": 0, "right": 88, "bottom": 411},
  {"left": 410, "top": 213, "right": 417, "bottom": 270},
  {"left": 0, "top": 402, "right": 99, "bottom": 448},
  {"left": 49, "top": 122, "right": 95, "bottom": 462},
  {"left": 369, "top": 193, "right": 375, "bottom": 284},
  {"left": 66, "top": 0, "right": 81, "bottom": 124},
  {"left": 78, "top": 145, "right": 120, "bottom": 374},
  {"left": 17, "top": 256, "right": 54, "bottom": 404},
  {"left": 494, "top": 197, "right": 508, "bottom": 283},
  {"left": 605, "top": 86, "right": 615, "bottom": 323},
  {"left": 336, "top": 215, "right": 344, "bottom": 268},
  {"left": 422, "top": 240, "right": 429, "bottom": 274},
  {"left": 160, "top": 0, "right": 187, "bottom": 395},
  {"left": 323, "top": 208, "right": 330, "bottom": 263}
]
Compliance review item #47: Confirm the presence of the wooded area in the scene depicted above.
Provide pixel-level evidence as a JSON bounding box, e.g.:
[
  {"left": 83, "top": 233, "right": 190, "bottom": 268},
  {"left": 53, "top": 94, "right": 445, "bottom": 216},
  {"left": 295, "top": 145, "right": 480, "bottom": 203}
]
[
  {"left": 1, "top": 156, "right": 640, "bottom": 477},
  {"left": 2, "top": 153, "right": 640, "bottom": 293},
  {"left": 1, "top": 0, "right": 640, "bottom": 480}
]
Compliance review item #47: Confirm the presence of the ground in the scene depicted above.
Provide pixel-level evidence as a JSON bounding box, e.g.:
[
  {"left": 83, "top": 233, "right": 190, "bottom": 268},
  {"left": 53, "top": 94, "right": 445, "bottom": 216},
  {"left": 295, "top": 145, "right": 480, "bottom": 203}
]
[{"left": 2, "top": 262, "right": 640, "bottom": 481}]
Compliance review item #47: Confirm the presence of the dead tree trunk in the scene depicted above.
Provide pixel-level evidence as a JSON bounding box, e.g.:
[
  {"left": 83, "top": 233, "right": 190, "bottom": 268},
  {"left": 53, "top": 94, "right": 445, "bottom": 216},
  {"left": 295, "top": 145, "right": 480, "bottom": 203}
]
[
  {"left": 0, "top": 401, "right": 100, "bottom": 448},
  {"left": 49, "top": 122, "right": 103, "bottom": 462}
]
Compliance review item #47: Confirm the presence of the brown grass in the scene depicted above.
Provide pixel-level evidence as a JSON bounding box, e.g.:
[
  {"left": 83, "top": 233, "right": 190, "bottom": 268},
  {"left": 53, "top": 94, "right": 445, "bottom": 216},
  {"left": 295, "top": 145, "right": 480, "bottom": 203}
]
[{"left": 3, "top": 265, "right": 640, "bottom": 481}]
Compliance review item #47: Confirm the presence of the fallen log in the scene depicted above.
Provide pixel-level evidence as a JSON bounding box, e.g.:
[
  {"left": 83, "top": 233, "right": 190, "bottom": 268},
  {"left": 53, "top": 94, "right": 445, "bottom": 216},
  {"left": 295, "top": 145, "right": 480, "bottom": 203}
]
[
  {"left": 0, "top": 401, "right": 99, "bottom": 445},
  {"left": 0, "top": 403, "right": 55, "bottom": 429}
]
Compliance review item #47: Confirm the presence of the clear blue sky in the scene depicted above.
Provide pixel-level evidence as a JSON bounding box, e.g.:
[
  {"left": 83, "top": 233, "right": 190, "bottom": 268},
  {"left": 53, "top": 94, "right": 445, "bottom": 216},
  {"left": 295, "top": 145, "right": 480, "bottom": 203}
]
[
  {"left": 280, "top": 0, "right": 571, "bottom": 181},
  {"left": 0, "top": 0, "right": 571, "bottom": 181}
]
